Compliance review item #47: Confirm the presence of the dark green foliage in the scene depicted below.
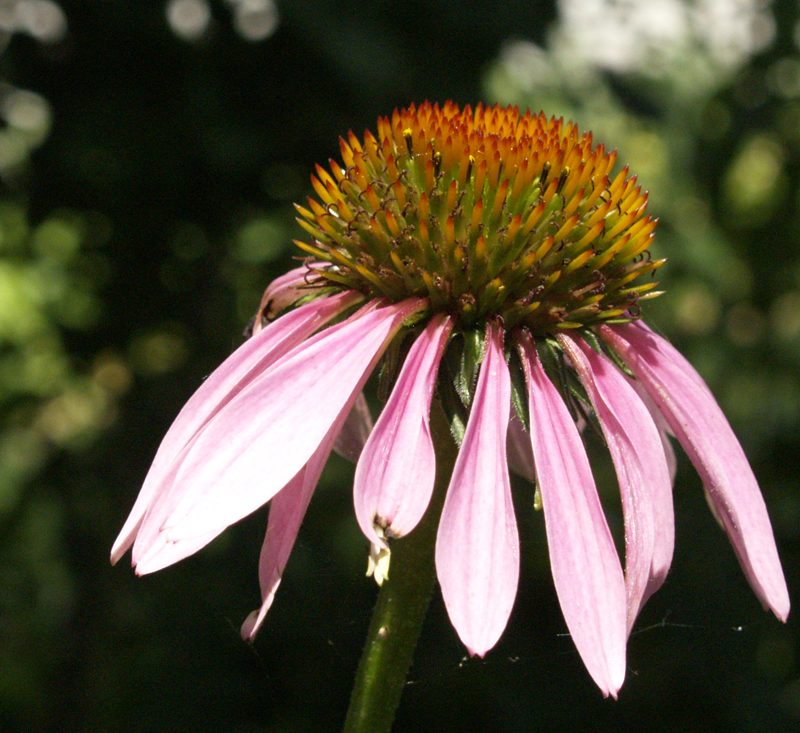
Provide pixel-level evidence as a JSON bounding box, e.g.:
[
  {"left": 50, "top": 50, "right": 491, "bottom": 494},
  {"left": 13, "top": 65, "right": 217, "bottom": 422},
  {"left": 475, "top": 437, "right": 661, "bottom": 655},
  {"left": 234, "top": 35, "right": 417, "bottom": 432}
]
[{"left": 1, "top": 1, "right": 798, "bottom": 731}]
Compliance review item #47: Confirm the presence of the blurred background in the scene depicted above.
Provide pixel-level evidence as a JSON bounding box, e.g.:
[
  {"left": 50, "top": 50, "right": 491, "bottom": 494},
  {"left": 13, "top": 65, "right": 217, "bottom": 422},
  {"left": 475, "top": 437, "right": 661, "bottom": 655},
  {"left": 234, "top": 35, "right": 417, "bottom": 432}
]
[{"left": 1, "top": 0, "right": 799, "bottom": 730}]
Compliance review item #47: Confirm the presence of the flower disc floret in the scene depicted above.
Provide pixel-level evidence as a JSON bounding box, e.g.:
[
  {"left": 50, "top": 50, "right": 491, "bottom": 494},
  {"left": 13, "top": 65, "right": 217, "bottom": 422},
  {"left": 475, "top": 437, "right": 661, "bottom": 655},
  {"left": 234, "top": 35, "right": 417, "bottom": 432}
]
[{"left": 295, "top": 101, "right": 664, "bottom": 333}]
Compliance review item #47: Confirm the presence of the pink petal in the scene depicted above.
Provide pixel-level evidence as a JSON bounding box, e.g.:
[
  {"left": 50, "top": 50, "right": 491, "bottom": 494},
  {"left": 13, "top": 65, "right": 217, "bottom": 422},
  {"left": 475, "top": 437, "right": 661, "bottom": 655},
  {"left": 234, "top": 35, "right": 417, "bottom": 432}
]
[
  {"left": 134, "top": 297, "right": 427, "bottom": 566},
  {"left": 600, "top": 322, "right": 790, "bottom": 622},
  {"left": 632, "top": 382, "right": 678, "bottom": 486},
  {"left": 353, "top": 313, "right": 453, "bottom": 547},
  {"left": 506, "top": 413, "right": 536, "bottom": 484},
  {"left": 133, "top": 527, "right": 227, "bottom": 575},
  {"left": 435, "top": 322, "right": 519, "bottom": 658},
  {"left": 240, "top": 468, "right": 307, "bottom": 640},
  {"left": 560, "top": 333, "right": 674, "bottom": 634},
  {"left": 241, "top": 403, "right": 346, "bottom": 640},
  {"left": 518, "top": 331, "right": 627, "bottom": 698},
  {"left": 333, "top": 392, "right": 373, "bottom": 464},
  {"left": 111, "top": 289, "right": 362, "bottom": 565},
  {"left": 132, "top": 299, "right": 379, "bottom": 572},
  {"left": 252, "top": 264, "right": 325, "bottom": 334}
]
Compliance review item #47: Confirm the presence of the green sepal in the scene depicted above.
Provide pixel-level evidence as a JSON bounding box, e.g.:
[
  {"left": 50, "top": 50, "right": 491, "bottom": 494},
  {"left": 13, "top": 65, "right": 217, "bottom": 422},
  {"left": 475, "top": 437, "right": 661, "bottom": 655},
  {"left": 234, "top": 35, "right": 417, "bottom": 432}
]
[
  {"left": 401, "top": 308, "right": 430, "bottom": 330},
  {"left": 507, "top": 344, "right": 530, "bottom": 432},
  {"left": 260, "top": 284, "right": 345, "bottom": 330},
  {"left": 562, "top": 361, "right": 605, "bottom": 443},
  {"left": 441, "top": 328, "right": 484, "bottom": 410},
  {"left": 436, "top": 356, "right": 467, "bottom": 448},
  {"left": 292, "top": 285, "right": 341, "bottom": 309},
  {"left": 541, "top": 335, "right": 604, "bottom": 441},
  {"left": 378, "top": 329, "right": 414, "bottom": 403},
  {"left": 540, "top": 336, "right": 567, "bottom": 400},
  {"left": 458, "top": 328, "right": 485, "bottom": 407},
  {"left": 441, "top": 334, "right": 466, "bottom": 405}
]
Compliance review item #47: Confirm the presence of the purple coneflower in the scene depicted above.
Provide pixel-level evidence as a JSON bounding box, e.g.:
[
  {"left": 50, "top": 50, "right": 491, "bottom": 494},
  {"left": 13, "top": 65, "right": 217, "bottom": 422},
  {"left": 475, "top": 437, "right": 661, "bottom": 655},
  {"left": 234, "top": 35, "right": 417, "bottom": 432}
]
[{"left": 112, "top": 102, "right": 789, "bottom": 698}]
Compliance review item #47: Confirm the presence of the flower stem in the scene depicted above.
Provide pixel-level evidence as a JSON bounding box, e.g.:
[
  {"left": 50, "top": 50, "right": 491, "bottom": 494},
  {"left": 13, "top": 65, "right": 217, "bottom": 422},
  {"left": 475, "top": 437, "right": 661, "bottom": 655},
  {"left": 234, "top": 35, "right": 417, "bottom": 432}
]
[{"left": 342, "top": 401, "right": 458, "bottom": 733}]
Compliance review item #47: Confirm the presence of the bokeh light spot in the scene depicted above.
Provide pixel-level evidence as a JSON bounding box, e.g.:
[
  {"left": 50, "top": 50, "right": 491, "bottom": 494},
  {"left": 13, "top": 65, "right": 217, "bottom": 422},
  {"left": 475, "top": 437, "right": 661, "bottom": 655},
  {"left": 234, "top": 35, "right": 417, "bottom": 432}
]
[
  {"left": 166, "top": 0, "right": 211, "bottom": 41},
  {"left": 722, "top": 134, "right": 787, "bottom": 226},
  {"left": 232, "top": 216, "right": 286, "bottom": 264},
  {"left": 129, "top": 327, "right": 189, "bottom": 376}
]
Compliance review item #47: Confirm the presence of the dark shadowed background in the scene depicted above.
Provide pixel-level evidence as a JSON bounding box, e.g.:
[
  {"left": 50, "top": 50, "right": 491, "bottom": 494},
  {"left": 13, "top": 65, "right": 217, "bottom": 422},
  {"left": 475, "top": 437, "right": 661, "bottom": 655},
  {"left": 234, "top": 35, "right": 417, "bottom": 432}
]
[{"left": 1, "top": 1, "right": 799, "bottom": 731}]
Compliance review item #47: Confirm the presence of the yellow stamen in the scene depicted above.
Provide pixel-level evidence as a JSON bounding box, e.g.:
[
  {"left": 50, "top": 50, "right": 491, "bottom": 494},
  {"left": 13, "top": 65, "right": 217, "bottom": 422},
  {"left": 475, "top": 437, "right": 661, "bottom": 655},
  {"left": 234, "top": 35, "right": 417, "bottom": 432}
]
[
  {"left": 364, "top": 185, "right": 381, "bottom": 212},
  {"left": 506, "top": 213, "right": 523, "bottom": 242},
  {"left": 447, "top": 179, "right": 458, "bottom": 213},
  {"left": 564, "top": 248, "right": 594, "bottom": 274},
  {"left": 339, "top": 137, "right": 355, "bottom": 169},
  {"left": 573, "top": 220, "right": 605, "bottom": 250},
  {"left": 393, "top": 179, "right": 407, "bottom": 209},
  {"left": 522, "top": 200, "right": 547, "bottom": 236},
  {"left": 470, "top": 198, "right": 484, "bottom": 232},
  {"left": 534, "top": 235, "right": 555, "bottom": 263},
  {"left": 385, "top": 210, "right": 401, "bottom": 238},
  {"left": 419, "top": 193, "right": 430, "bottom": 222},
  {"left": 445, "top": 216, "right": 456, "bottom": 248},
  {"left": 492, "top": 179, "right": 510, "bottom": 219},
  {"left": 553, "top": 214, "right": 580, "bottom": 244}
]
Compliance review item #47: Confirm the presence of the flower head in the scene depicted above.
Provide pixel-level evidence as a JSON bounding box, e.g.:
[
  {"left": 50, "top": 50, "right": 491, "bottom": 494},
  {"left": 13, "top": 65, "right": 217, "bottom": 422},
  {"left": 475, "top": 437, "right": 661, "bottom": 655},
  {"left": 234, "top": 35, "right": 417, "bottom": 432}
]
[
  {"left": 113, "top": 102, "right": 789, "bottom": 698},
  {"left": 295, "top": 101, "right": 660, "bottom": 332}
]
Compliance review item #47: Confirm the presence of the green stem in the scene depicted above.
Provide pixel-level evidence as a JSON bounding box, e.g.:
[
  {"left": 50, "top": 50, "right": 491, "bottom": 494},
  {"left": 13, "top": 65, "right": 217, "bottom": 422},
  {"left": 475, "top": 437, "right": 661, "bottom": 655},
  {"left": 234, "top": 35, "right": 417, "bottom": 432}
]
[{"left": 342, "top": 402, "right": 458, "bottom": 733}]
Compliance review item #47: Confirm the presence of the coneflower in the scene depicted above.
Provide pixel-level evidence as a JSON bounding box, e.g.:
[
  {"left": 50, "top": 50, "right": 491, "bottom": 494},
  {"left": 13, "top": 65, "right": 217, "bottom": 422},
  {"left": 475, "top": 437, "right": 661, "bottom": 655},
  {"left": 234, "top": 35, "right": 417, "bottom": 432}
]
[{"left": 112, "top": 102, "right": 789, "bottom": 702}]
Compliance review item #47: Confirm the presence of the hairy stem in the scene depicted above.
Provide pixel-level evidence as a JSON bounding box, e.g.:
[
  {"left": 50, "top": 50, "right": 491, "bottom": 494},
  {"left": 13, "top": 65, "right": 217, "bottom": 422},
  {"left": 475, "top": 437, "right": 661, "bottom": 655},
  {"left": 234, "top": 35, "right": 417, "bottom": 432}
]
[{"left": 342, "top": 402, "right": 458, "bottom": 733}]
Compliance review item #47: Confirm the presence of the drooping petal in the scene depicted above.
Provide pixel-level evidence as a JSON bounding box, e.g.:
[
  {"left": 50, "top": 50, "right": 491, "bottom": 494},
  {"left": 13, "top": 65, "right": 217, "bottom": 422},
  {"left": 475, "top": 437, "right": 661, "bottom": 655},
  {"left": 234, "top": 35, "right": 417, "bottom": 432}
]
[
  {"left": 435, "top": 322, "right": 519, "bottom": 658},
  {"left": 333, "top": 392, "right": 373, "bottom": 464},
  {"left": 353, "top": 313, "right": 453, "bottom": 547},
  {"left": 241, "top": 399, "right": 348, "bottom": 641},
  {"left": 134, "top": 297, "right": 427, "bottom": 566},
  {"left": 518, "top": 331, "right": 626, "bottom": 698},
  {"left": 506, "top": 413, "right": 536, "bottom": 485},
  {"left": 560, "top": 333, "right": 674, "bottom": 634},
  {"left": 600, "top": 321, "right": 790, "bottom": 622},
  {"left": 111, "top": 289, "right": 362, "bottom": 565},
  {"left": 132, "top": 527, "right": 228, "bottom": 575},
  {"left": 632, "top": 381, "right": 678, "bottom": 487},
  {"left": 240, "top": 468, "right": 307, "bottom": 640},
  {"left": 252, "top": 264, "right": 326, "bottom": 335},
  {"left": 132, "top": 300, "right": 380, "bottom": 572}
]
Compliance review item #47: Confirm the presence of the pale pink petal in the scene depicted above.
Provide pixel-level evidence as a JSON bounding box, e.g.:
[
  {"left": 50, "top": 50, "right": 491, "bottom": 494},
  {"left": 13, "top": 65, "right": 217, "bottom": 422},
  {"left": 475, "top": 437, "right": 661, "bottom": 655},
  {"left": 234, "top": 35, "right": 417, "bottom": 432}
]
[
  {"left": 130, "top": 300, "right": 380, "bottom": 565},
  {"left": 435, "top": 322, "right": 519, "bottom": 658},
  {"left": 252, "top": 264, "right": 325, "bottom": 334},
  {"left": 632, "top": 381, "right": 678, "bottom": 486},
  {"left": 630, "top": 379, "right": 679, "bottom": 578},
  {"left": 239, "top": 469, "right": 306, "bottom": 639},
  {"left": 134, "top": 298, "right": 427, "bottom": 566},
  {"left": 132, "top": 299, "right": 381, "bottom": 570},
  {"left": 133, "top": 527, "right": 227, "bottom": 575},
  {"left": 333, "top": 392, "right": 373, "bottom": 464},
  {"left": 141, "top": 373, "right": 359, "bottom": 581},
  {"left": 353, "top": 313, "right": 453, "bottom": 547},
  {"left": 518, "top": 331, "right": 626, "bottom": 698},
  {"left": 600, "top": 321, "right": 790, "bottom": 622},
  {"left": 560, "top": 333, "right": 674, "bottom": 634},
  {"left": 241, "top": 402, "right": 347, "bottom": 640},
  {"left": 111, "top": 289, "right": 361, "bottom": 565},
  {"left": 506, "top": 413, "right": 536, "bottom": 484}
]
